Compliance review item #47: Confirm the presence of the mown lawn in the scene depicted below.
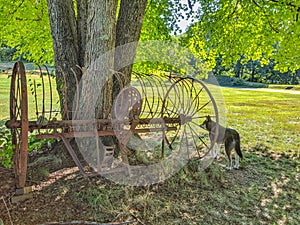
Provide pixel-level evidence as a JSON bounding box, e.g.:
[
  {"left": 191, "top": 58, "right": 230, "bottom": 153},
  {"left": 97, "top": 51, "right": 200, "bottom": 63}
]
[
  {"left": 73, "top": 86, "right": 299, "bottom": 224},
  {"left": 222, "top": 87, "right": 300, "bottom": 159},
  {"left": 0, "top": 75, "right": 299, "bottom": 225},
  {"left": 72, "top": 86, "right": 299, "bottom": 224},
  {"left": 269, "top": 84, "right": 300, "bottom": 91},
  {"left": 0, "top": 73, "right": 60, "bottom": 121}
]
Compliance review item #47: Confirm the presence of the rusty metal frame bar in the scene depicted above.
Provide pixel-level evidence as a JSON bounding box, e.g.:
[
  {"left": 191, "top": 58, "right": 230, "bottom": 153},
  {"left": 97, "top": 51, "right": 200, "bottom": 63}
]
[{"left": 6, "top": 61, "right": 220, "bottom": 189}]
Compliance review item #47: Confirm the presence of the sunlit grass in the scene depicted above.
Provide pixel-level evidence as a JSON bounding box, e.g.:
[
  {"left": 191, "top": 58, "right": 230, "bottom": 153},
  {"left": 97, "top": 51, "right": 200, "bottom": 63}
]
[
  {"left": 1, "top": 74, "right": 299, "bottom": 224},
  {"left": 1, "top": 74, "right": 299, "bottom": 158},
  {"left": 0, "top": 73, "right": 60, "bottom": 121},
  {"left": 221, "top": 88, "right": 300, "bottom": 158},
  {"left": 269, "top": 84, "right": 300, "bottom": 91}
]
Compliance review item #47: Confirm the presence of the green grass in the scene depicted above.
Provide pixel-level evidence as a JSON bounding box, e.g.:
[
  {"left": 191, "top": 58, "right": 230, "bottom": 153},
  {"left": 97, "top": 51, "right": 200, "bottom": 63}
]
[
  {"left": 71, "top": 86, "right": 300, "bottom": 224},
  {"left": 222, "top": 87, "right": 300, "bottom": 158},
  {"left": 0, "top": 73, "right": 60, "bottom": 121},
  {"left": 0, "top": 74, "right": 12, "bottom": 120},
  {"left": 0, "top": 74, "right": 299, "bottom": 224},
  {"left": 269, "top": 84, "right": 300, "bottom": 91}
]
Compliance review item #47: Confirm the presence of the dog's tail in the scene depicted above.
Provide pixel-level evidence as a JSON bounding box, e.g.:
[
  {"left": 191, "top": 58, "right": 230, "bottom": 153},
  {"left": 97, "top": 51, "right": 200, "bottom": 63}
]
[{"left": 236, "top": 133, "right": 243, "bottom": 159}]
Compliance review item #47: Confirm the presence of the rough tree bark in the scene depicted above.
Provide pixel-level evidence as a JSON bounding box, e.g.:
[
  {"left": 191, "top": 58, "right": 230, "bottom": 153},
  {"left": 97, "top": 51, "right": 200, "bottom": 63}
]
[
  {"left": 112, "top": 0, "right": 148, "bottom": 105},
  {"left": 83, "top": 0, "right": 118, "bottom": 120},
  {"left": 46, "top": 0, "right": 149, "bottom": 169},
  {"left": 47, "top": 0, "right": 148, "bottom": 119},
  {"left": 114, "top": 0, "right": 148, "bottom": 85},
  {"left": 47, "top": 0, "right": 82, "bottom": 119},
  {"left": 77, "top": 0, "right": 88, "bottom": 67}
]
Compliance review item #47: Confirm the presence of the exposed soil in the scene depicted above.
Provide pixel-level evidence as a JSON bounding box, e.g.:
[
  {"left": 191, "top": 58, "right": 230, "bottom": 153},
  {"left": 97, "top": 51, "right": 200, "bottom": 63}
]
[{"left": 1, "top": 148, "right": 299, "bottom": 225}]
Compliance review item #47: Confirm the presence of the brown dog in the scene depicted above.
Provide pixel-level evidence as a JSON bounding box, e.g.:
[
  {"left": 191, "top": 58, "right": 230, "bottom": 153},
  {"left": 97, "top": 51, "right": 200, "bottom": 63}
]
[{"left": 200, "top": 115, "right": 243, "bottom": 170}]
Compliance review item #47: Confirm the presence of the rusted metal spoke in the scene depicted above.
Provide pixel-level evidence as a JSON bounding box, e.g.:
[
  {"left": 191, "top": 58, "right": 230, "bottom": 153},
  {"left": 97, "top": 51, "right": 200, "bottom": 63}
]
[
  {"left": 186, "top": 85, "right": 204, "bottom": 116},
  {"left": 187, "top": 123, "right": 202, "bottom": 158},
  {"left": 188, "top": 123, "right": 209, "bottom": 150},
  {"left": 45, "top": 66, "right": 53, "bottom": 119},
  {"left": 191, "top": 100, "right": 211, "bottom": 118}
]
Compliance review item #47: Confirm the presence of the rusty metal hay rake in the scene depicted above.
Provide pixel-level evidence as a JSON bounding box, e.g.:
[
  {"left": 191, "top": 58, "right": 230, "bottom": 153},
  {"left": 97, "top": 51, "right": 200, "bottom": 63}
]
[{"left": 5, "top": 61, "right": 219, "bottom": 188}]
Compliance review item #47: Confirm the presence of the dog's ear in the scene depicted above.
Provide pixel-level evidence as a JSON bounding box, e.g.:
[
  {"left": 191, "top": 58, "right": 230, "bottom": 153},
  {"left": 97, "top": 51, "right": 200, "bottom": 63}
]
[{"left": 207, "top": 115, "right": 211, "bottom": 121}]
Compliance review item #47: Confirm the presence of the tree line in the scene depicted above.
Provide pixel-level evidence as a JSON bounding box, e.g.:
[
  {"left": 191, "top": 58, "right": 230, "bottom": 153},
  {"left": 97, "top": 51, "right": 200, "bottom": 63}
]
[{"left": 1, "top": 0, "right": 299, "bottom": 93}]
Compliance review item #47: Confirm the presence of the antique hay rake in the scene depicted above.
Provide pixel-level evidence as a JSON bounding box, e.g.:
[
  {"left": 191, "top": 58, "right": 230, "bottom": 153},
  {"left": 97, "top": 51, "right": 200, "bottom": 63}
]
[{"left": 5, "top": 61, "right": 220, "bottom": 188}]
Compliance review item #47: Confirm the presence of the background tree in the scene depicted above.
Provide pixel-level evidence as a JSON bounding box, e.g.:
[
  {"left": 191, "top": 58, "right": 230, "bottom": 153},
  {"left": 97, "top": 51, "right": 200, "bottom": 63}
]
[
  {"left": 1, "top": 0, "right": 300, "bottom": 91},
  {"left": 47, "top": 0, "right": 148, "bottom": 119},
  {"left": 185, "top": 0, "right": 300, "bottom": 72},
  {"left": 0, "top": 0, "right": 181, "bottom": 118}
]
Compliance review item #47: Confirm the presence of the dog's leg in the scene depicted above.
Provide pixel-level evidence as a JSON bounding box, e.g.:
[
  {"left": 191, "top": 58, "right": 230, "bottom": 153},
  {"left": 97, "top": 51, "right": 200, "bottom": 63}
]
[
  {"left": 215, "top": 143, "right": 221, "bottom": 159},
  {"left": 211, "top": 143, "right": 216, "bottom": 158},
  {"left": 226, "top": 156, "right": 232, "bottom": 170},
  {"left": 233, "top": 152, "right": 239, "bottom": 169},
  {"left": 225, "top": 143, "right": 232, "bottom": 170}
]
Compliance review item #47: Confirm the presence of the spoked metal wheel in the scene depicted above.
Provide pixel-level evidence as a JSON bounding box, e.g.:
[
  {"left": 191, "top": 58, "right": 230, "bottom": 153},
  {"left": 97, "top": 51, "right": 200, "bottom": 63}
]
[
  {"left": 112, "top": 86, "right": 144, "bottom": 163},
  {"left": 9, "top": 62, "right": 29, "bottom": 188},
  {"left": 161, "top": 77, "right": 219, "bottom": 160},
  {"left": 113, "top": 85, "right": 177, "bottom": 165}
]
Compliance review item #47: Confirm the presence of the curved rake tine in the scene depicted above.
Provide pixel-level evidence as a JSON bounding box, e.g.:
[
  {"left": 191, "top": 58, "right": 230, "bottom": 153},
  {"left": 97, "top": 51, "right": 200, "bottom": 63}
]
[
  {"left": 172, "top": 78, "right": 186, "bottom": 116},
  {"left": 45, "top": 65, "right": 53, "bottom": 120},
  {"left": 186, "top": 83, "right": 204, "bottom": 116},
  {"left": 71, "top": 67, "right": 80, "bottom": 119},
  {"left": 142, "top": 75, "right": 156, "bottom": 117},
  {"left": 183, "top": 79, "right": 195, "bottom": 116},
  {"left": 139, "top": 73, "right": 156, "bottom": 117},
  {"left": 165, "top": 82, "right": 180, "bottom": 117},
  {"left": 150, "top": 74, "right": 168, "bottom": 117},
  {"left": 33, "top": 80, "right": 39, "bottom": 119},
  {"left": 60, "top": 68, "right": 69, "bottom": 120},
  {"left": 133, "top": 72, "right": 152, "bottom": 118},
  {"left": 161, "top": 77, "right": 184, "bottom": 117},
  {"left": 112, "top": 70, "right": 126, "bottom": 91},
  {"left": 37, "top": 65, "right": 46, "bottom": 118}
]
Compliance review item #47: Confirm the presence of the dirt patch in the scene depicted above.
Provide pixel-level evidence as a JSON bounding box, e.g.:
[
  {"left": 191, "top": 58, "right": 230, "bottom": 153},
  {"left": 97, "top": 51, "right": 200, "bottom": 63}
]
[{"left": 1, "top": 151, "right": 299, "bottom": 225}]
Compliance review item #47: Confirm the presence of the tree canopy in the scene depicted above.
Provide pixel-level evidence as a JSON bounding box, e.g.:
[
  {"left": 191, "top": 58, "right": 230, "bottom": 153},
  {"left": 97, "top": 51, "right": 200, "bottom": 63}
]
[
  {"left": 0, "top": 0, "right": 52, "bottom": 63},
  {"left": 185, "top": 0, "right": 300, "bottom": 72},
  {"left": 0, "top": 0, "right": 299, "bottom": 74}
]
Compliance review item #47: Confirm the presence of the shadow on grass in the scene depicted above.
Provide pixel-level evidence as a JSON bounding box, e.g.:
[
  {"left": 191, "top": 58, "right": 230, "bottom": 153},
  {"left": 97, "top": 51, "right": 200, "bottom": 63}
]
[{"left": 0, "top": 152, "right": 299, "bottom": 225}]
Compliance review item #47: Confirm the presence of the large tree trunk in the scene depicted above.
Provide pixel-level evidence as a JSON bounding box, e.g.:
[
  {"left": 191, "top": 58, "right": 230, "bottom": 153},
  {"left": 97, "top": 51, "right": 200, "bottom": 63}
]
[
  {"left": 83, "top": 0, "right": 118, "bottom": 119},
  {"left": 47, "top": 0, "right": 149, "bottom": 169},
  {"left": 113, "top": 0, "right": 148, "bottom": 106},
  {"left": 114, "top": 0, "right": 148, "bottom": 85},
  {"left": 77, "top": 0, "right": 88, "bottom": 67},
  {"left": 112, "top": 0, "right": 148, "bottom": 162},
  {"left": 47, "top": 0, "right": 82, "bottom": 119}
]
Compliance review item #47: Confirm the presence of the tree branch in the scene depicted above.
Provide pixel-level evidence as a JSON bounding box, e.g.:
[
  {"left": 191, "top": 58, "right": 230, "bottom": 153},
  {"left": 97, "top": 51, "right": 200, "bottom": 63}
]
[{"left": 252, "top": 0, "right": 279, "bottom": 33}]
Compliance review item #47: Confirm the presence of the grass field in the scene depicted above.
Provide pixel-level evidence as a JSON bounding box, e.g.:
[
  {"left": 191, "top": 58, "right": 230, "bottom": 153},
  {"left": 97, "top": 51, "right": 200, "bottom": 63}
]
[
  {"left": 269, "top": 84, "right": 300, "bottom": 91},
  {"left": 72, "top": 86, "right": 299, "bottom": 224},
  {"left": 222, "top": 87, "right": 300, "bottom": 158},
  {"left": 0, "top": 74, "right": 299, "bottom": 224},
  {"left": 0, "top": 73, "right": 60, "bottom": 121}
]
